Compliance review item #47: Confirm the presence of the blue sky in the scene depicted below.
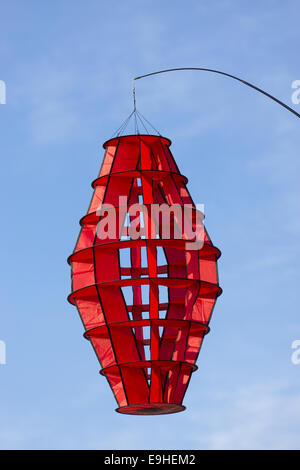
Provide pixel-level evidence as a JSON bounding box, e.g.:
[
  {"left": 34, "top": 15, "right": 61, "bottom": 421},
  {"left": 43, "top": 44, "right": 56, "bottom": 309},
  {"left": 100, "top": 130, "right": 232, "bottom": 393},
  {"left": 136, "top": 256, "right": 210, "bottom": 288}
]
[{"left": 0, "top": 0, "right": 300, "bottom": 450}]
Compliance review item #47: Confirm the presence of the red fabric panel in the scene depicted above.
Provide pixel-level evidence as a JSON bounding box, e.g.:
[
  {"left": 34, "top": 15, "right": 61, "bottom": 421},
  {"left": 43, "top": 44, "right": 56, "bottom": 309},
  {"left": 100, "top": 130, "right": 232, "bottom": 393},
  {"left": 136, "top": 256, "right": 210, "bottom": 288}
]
[
  {"left": 74, "top": 297, "right": 105, "bottom": 330},
  {"left": 74, "top": 223, "right": 97, "bottom": 252},
  {"left": 99, "top": 146, "right": 116, "bottom": 176},
  {"left": 71, "top": 260, "right": 94, "bottom": 292},
  {"left": 103, "top": 370, "right": 127, "bottom": 408},
  {"left": 169, "top": 368, "right": 192, "bottom": 404}
]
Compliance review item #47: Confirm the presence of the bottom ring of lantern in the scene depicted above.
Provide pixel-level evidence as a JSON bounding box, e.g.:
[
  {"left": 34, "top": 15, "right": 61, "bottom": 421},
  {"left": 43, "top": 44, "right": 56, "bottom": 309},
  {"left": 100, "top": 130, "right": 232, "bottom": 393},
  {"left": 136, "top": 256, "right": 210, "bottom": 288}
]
[
  {"left": 115, "top": 403, "right": 186, "bottom": 415},
  {"left": 101, "top": 360, "right": 197, "bottom": 415}
]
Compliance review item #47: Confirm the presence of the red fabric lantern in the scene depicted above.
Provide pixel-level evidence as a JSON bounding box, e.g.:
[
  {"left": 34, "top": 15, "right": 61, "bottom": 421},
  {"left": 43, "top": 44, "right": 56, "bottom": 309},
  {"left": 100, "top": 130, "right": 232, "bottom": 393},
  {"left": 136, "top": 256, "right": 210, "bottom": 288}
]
[{"left": 68, "top": 134, "right": 222, "bottom": 415}]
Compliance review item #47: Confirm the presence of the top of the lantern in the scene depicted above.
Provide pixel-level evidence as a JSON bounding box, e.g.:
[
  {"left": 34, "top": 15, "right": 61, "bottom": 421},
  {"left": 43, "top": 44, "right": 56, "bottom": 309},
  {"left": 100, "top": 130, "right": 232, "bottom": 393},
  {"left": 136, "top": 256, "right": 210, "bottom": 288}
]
[{"left": 103, "top": 133, "right": 172, "bottom": 149}]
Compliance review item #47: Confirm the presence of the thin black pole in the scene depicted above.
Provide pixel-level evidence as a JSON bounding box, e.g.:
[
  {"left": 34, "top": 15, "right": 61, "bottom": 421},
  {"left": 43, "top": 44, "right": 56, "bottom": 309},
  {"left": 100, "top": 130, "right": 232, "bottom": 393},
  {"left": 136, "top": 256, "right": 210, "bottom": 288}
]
[
  {"left": 133, "top": 67, "right": 300, "bottom": 119},
  {"left": 132, "top": 78, "right": 136, "bottom": 111}
]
